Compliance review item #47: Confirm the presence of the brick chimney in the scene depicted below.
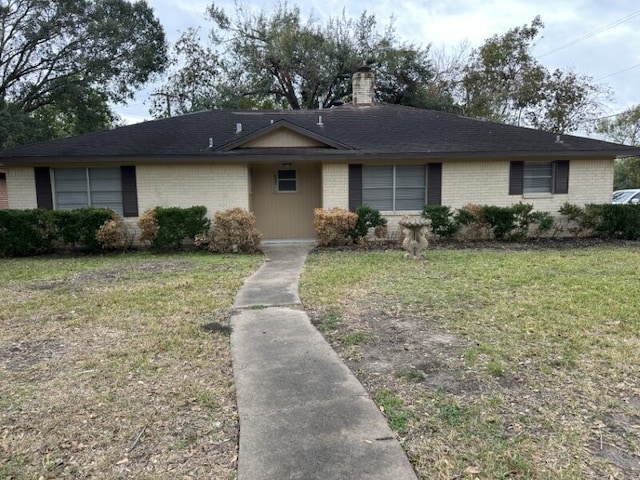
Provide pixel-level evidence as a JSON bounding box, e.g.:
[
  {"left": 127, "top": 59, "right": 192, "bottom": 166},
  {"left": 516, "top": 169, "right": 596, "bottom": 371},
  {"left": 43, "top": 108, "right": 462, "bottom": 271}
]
[{"left": 352, "top": 66, "right": 374, "bottom": 106}]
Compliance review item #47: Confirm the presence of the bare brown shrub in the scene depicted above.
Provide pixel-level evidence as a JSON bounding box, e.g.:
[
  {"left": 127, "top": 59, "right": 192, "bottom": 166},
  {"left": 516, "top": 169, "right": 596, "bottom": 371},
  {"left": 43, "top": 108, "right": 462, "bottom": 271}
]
[
  {"left": 96, "top": 214, "right": 132, "bottom": 250},
  {"left": 206, "top": 208, "right": 262, "bottom": 253},
  {"left": 314, "top": 208, "right": 358, "bottom": 246},
  {"left": 137, "top": 208, "right": 158, "bottom": 244}
]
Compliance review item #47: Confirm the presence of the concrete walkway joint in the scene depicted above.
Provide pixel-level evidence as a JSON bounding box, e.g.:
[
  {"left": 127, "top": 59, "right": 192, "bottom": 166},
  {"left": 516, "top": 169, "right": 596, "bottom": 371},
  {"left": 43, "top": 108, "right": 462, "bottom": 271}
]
[{"left": 231, "top": 244, "right": 417, "bottom": 480}]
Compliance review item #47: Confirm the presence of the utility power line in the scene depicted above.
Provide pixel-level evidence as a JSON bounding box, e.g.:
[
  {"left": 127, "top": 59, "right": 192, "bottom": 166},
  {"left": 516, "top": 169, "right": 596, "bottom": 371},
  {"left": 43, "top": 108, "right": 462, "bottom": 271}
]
[
  {"left": 539, "top": 8, "right": 640, "bottom": 58},
  {"left": 596, "top": 62, "right": 640, "bottom": 81}
]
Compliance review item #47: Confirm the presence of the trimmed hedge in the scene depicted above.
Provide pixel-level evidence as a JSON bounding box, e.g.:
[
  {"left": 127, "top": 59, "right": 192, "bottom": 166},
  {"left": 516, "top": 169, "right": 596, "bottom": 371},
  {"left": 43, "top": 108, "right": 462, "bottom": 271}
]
[
  {"left": 0, "top": 209, "right": 55, "bottom": 256},
  {"left": 0, "top": 208, "right": 115, "bottom": 257},
  {"left": 138, "top": 206, "right": 210, "bottom": 249},
  {"left": 52, "top": 208, "right": 114, "bottom": 251}
]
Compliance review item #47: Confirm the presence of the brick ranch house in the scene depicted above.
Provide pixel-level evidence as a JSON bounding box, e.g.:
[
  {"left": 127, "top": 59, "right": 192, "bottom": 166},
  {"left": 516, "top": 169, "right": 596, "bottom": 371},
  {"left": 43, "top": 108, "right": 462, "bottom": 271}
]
[{"left": 1, "top": 70, "right": 639, "bottom": 240}]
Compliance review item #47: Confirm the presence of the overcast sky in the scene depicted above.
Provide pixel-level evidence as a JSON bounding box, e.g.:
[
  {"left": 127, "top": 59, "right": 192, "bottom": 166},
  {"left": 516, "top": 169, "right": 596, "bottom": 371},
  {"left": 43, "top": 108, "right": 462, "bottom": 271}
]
[{"left": 117, "top": 0, "right": 640, "bottom": 135}]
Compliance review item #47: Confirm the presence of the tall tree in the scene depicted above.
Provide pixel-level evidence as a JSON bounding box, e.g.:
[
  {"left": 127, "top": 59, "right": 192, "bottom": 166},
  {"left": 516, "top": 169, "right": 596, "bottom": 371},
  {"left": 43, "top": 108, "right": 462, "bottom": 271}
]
[
  {"left": 153, "top": 2, "right": 448, "bottom": 114},
  {"left": 0, "top": 0, "right": 167, "bottom": 147},
  {"left": 460, "top": 17, "right": 604, "bottom": 133},
  {"left": 597, "top": 105, "right": 640, "bottom": 189}
]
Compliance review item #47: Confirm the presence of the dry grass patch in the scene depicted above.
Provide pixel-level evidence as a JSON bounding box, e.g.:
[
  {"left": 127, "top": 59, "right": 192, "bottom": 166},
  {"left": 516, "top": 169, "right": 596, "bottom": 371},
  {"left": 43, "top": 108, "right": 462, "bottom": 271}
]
[
  {"left": 0, "top": 252, "right": 262, "bottom": 479},
  {"left": 301, "top": 247, "right": 640, "bottom": 479}
]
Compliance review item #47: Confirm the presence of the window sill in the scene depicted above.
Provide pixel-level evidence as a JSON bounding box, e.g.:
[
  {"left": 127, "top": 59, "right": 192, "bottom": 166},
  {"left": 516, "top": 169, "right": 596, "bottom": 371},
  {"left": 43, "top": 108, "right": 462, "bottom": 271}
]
[
  {"left": 380, "top": 210, "right": 423, "bottom": 215},
  {"left": 522, "top": 193, "right": 553, "bottom": 199}
]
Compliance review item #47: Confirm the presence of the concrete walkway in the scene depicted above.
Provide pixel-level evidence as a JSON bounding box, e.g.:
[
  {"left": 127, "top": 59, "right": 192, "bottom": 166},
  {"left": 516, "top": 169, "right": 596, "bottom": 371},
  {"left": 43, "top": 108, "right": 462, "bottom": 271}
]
[{"left": 230, "top": 244, "right": 418, "bottom": 480}]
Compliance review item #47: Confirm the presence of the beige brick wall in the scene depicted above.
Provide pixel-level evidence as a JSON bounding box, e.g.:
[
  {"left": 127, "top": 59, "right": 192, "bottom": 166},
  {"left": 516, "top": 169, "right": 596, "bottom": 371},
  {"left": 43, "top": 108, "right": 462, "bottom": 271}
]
[
  {"left": 136, "top": 164, "right": 249, "bottom": 214},
  {"left": 323, "top": 158, "right": 614, "bottom": 237},
  {"left": 321, "top": 163, "right": 349, "bottom": 209},
  {"left": 443, "top": 158, "right": 614, "bottom": 211},
  {"left": 6, "top": 167, "right": 37, "bottom": 209}
]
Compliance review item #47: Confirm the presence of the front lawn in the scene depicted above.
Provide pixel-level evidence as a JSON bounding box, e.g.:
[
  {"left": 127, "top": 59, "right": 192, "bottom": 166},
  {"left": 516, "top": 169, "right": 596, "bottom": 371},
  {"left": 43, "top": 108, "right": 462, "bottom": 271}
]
[
  {"left": 300, "top": 246, "right": 640, "bottom": 479},
  {"left": 0, "top": 252, "right": 262, "bottom": 479}
]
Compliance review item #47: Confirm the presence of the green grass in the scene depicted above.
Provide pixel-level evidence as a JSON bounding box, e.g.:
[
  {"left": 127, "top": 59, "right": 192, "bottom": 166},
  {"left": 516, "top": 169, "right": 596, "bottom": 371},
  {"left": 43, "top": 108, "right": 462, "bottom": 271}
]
[
  {"left": 373, "top": 388, "right": 414, "bottom": 434},
  {"left": 0, "top": 251, "right": 262, "bottom": 479},
  {"left": 300, "top": 247, "right": 640, "bottom": 479}
]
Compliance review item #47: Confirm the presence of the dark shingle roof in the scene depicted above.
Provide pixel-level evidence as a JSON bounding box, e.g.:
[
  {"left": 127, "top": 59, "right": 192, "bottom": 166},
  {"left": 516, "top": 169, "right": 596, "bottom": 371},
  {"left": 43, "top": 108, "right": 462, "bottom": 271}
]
[{"left": 1, "top": 103, "right": 638, "bottom": 161}]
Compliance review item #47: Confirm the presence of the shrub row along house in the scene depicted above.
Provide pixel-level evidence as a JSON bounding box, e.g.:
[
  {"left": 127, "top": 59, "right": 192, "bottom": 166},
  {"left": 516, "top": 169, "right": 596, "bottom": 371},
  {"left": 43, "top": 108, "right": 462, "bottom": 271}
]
[{"left": 1, "top": 69, "right": 639, "bottom": 240}]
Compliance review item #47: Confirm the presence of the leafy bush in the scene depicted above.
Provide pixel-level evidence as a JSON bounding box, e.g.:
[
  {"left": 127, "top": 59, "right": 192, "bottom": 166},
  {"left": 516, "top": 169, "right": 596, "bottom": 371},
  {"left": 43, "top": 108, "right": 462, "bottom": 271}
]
[
  {"left": 0, "top": 207, "right": 117, "bottom": 256},
  {"left": 594, "top": 204, "right": 640, "bottom": 239},
  {"left": 96, "top": 214, "right": 132, "bottom": 251},
  {"left": 422, "top": 205, "right": 459, "bottom": 238},
  {"left": 197, "top": 208, "right": 262, "bottom": 253},
  {"left": 314, "top": 207, "right": 358, "bottom": 246},
  {"left": 569, "top": 203, "right": 640, "bottom": 239},
  {"left": 139, "top": 206, "right": 210, "bottom": 249},
  {"left": 0, "top": 209, "right": 55, "bottom": 256},
  {"left": 52, "top": 208, "right": 114, "bottom": 251},
  {"left": 347, "top": 204, "right": 388, "bottom": 242},
  {"left": 558, "top": 203, "right": 640, "bottom": 239},
  {"left": 456, "top": 203, "right": 553, "bottom": 241}
]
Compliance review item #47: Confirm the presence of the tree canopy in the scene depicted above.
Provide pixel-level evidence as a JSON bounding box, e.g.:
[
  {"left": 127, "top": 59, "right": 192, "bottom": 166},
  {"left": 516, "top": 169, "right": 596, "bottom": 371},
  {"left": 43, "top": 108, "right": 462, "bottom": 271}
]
[
  {"left": 152, "top": 6, "right": 603, "bottom": 136},
  {"left": 0, "top": 0, "right": 168, "bottom": 148},
  {"left": 597, "top": 105, "right": 640, "bottom": 189},
  {"left": 459, "top": 17, "right": 604, "bottom": 133},
  {"left": 152, "top": 2, "right": 449, "bottom": 116}
]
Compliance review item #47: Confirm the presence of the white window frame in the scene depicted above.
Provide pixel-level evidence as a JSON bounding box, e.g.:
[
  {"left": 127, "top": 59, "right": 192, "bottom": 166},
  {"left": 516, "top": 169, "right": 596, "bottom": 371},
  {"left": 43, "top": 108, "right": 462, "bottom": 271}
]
[{"left": 276, "top": 169, "right": 297, "bottom": 193}]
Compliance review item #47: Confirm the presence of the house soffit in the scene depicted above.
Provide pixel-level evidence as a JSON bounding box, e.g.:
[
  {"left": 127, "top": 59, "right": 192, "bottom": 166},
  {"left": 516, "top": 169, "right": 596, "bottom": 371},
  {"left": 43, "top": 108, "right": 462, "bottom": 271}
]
[{"left": 215, "top": 119, "right": 353, "bottom": 152}]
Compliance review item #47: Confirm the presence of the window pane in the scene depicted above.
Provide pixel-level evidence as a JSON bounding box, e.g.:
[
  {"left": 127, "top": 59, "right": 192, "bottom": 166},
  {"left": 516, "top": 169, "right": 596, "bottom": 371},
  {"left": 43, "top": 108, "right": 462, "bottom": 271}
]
[
  {"left": 396, "top": 165, "right": 425, "bottom": 209},
  {"left": 55, "top": 169, "right": 88, "bottom": 210},
  {"left": 277, "top": 170, "right": 297, "bottom": 192},
  {"left": 363, "top": 165, "right": 393, "bottom": 210},
  {"left": 524, "top": 163, "right": 552, "bottom": 193},
  {"left": 89, "top": 168, "right": 123, "bottom": 214}
]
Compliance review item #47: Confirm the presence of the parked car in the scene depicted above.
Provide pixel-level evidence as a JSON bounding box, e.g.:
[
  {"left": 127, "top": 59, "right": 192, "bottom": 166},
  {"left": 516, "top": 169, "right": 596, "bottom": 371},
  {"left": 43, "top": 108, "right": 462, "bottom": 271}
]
[{"left": 612, "top": 189, "right": 640, "bottom": 204}]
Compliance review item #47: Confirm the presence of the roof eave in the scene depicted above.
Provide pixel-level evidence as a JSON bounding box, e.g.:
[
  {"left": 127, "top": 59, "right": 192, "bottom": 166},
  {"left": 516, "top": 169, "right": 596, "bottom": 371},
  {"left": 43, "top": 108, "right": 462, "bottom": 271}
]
[{"left": 0, "top": 148, "right": 633, "bottom": 166}]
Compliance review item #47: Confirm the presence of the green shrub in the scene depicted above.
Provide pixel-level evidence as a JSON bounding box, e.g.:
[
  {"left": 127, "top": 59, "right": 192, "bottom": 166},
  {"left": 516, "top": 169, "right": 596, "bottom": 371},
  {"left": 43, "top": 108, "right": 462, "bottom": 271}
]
[
  {"left": 0, "top": 207, "right": 117, "bottom": 256},
  {"left": 559, "top": 203, "right": 640, "bottom": 239},
  {"left": 198, "top": 208, "right": 262, "bottom": 253},
  {"left": 0, "top": 209, "right": 55, "bottom": 256},
  {"left": 347, "top": 204, "right": 387, "bottom": 242},
  {"left": 482, "top": 205, "right": 517, "bottom": 240},
  {"left": 591, "top": 204, "right": 640, "bottom": 239},
  {"left": 558, "top": 202, "right": 590, "bottom": 236},
  {"left": 141, "top": 206, "right": 210, "bottom": 249},
  {"left": 52, "top": 208, "right": 114, "bottom": 251},
  {"left": 314, "top": 207, "right": 358, "bottom": 246},
  {"left": 457, "top": 203, "right": 553, "bottom": 241},
  {"left": 422, "top": 205, "right": 459, "bottom": 238}
]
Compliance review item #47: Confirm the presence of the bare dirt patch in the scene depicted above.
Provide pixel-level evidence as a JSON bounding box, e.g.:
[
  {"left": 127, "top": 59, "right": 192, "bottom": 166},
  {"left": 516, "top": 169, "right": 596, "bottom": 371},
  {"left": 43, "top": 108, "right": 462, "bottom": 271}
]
[{"left": 305, "top": 249, "right": 640, "bottom": 480}]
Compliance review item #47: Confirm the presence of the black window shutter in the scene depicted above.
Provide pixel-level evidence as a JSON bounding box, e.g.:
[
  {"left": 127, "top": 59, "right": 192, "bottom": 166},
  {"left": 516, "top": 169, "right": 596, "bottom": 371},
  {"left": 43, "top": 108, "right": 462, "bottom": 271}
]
[
  {"left": 553, "top": 160, "right": 570, "bottom": 194},
  {"left": 427, "top": 163, "right": 442, "bottom": 205},
  {"left": 509, "top": 161, "right": 524, "bottom": 195},
  {"left": 348, "top": 164, "right": 362, "bottom": 211},
  {"left": 120, "top": 166, "right": 139, "bottom": 217},
  {"left": 34, "top": 167, "right": 53, "bottom": 209}
]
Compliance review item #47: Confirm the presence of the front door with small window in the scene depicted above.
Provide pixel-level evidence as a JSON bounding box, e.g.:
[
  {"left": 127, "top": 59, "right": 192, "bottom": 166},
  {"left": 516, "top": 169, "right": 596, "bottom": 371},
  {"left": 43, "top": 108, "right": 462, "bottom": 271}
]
[{"left": 250, "top": 163, "right": 321, "bottom": 239}]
